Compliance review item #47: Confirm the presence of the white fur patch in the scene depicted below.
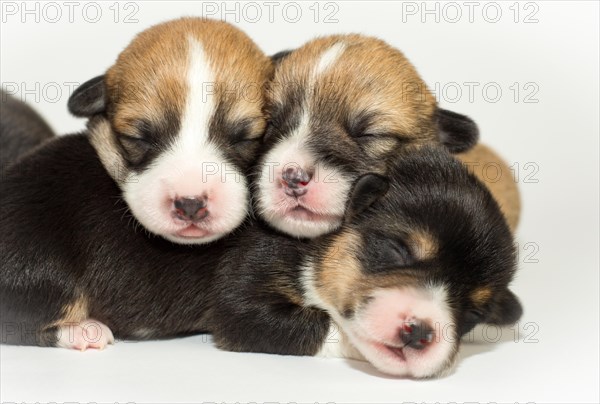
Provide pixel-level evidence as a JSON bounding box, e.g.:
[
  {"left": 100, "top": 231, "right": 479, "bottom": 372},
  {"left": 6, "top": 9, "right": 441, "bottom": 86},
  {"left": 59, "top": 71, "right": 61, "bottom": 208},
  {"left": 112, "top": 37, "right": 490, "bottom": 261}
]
[
  {"left": 301, "top": 259, "right": 365, "bottom": 361},
  {"left": 315, "top": 323, "right": 365, "bottom": 361},
  {"left": 179, "top": 37, "right": 217, "bottom": 154},
  {"left": 314, "top": 42, "right": 347, "bottom": 77}
]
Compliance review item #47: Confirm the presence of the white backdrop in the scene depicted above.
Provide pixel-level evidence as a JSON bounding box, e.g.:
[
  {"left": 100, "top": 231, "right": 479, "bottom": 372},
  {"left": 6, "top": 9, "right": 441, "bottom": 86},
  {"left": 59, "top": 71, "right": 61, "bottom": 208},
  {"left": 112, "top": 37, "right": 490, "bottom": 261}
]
[{"left": 1, "top": 1, "right": 599, "bottom": 403}]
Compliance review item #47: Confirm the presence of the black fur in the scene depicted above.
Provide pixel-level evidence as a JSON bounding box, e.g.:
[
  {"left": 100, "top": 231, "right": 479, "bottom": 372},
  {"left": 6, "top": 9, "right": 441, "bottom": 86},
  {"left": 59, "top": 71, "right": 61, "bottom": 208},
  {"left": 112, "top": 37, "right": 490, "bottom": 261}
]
[
  {"left": 67, "top": 75, "right": 106, "bottom": 117},
  {"left": 437, "top": 108, "right": 479, "bottom": 153},
  {"left": 345, "top": 173, "right": 389, "bottom": 221},
  {"left": 0, "top": 90, "right": 55, "bottom": 168},
  {"left": 270, "top": 50, "right": 294, "bottom": 64}
]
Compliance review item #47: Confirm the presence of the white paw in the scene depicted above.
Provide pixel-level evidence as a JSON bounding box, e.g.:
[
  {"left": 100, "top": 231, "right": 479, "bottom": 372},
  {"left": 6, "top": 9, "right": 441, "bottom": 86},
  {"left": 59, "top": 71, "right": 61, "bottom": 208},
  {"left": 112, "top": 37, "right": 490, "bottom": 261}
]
[{"left": 56, "top": 319, "right": 115, "bottom": 351}]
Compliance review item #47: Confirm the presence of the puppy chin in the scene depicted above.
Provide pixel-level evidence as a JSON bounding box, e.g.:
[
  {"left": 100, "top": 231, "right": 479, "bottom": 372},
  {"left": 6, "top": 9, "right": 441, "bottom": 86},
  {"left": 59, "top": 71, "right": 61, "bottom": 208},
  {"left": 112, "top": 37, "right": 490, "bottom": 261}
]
[
  {"left": 161, "top": 225, "right": 223, "bottom": 245},
  {"left": 126, "top": 191, "right": 247, "bottom": 245},
  {"left": 263, "top": 209, "right": 342, "bottom": 239},
  {"left": 346, "top": 287, "right": 458, "bottom": 378}
]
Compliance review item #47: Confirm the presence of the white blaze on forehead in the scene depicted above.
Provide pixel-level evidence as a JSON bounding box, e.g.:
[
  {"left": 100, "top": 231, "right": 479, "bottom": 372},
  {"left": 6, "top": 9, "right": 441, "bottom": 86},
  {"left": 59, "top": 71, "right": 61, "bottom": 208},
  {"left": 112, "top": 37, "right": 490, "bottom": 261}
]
[
  {"left": 314, "top": 42, "right": 347, "bottom": 77},
  {"left": 267, "top": 110, "right": 312, "bottom": 166},
  {"left": 178, "top": 36, "right": 216, "bottom": 152}
]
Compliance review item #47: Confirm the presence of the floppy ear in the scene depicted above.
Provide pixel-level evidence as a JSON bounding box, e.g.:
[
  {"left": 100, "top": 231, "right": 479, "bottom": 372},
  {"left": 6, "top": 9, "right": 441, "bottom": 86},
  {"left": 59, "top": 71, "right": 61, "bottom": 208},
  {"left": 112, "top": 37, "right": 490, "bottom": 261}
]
[
  {"left": 485, "top": 289, "right": 523, "bottom": 326},
  {"left": 270, "top": 49, "right": 293, "bottom": 65},
  {"left": 437, "top": 108, "right": 479, "bottom": 153},
  {"left": 344, "top": 174, "right": 389, "bottom": 222},
  {"left": 68, "top": 75, "right": 106, "bottom": 117}
]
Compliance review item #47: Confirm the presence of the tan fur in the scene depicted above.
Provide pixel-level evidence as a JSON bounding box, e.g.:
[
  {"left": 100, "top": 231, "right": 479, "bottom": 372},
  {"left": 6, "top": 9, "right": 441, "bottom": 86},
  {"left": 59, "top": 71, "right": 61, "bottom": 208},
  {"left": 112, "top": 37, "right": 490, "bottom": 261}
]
[
  {"left": 45, "top": 295, "right": 89, "bottom": 330},
  {"left": 105, "top": 17, "right": 273, "bottom": 138},
  {"left": 269, "top": 35, "right": 438, "bottom": 141},
  {"left": 88, "top": 117, "right": 125, "bottom": 183},
  {"left": 456, "top": 143, "right": 521, "bottom": 232},
  {"left": 272, "top": 281, "right": 305, "bottom": 307},
  {"left": 316, "top": 229, "right": 365, "bottom": 309},
  {"left": 471, "top": 287, "right": 493, "bottom": 305},
  {"left": 409, "top": 230, "right": 438, "bottom": 260}
]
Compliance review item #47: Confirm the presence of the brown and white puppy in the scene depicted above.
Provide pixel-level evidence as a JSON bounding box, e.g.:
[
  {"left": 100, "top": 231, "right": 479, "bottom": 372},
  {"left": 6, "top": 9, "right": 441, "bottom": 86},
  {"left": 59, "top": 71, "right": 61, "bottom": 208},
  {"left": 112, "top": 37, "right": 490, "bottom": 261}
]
[
  {"left": 69, "top": 18, "right": 272, "bottom": 244},
  {"left": 457, "top": 143, "right": 521, "bottom": 232},
  {"left": 256, "top": 35, "right": 479, "bottom": 238},
  {"left": 0, "top": 89, "right": 55, "bottom": 168}
]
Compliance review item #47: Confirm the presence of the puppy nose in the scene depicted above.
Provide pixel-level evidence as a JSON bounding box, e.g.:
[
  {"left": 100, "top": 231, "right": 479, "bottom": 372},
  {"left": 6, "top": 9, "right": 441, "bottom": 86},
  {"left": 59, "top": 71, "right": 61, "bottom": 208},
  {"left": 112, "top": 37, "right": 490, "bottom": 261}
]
[
  {"left": 282, "top": 166, "right": 312, "bottom": 196},
  {"left": 174, "top": 196, "right": 208, "bottom": 221},
  {"left": 400, "top": 320, "right": 434, "bottom": 350}
]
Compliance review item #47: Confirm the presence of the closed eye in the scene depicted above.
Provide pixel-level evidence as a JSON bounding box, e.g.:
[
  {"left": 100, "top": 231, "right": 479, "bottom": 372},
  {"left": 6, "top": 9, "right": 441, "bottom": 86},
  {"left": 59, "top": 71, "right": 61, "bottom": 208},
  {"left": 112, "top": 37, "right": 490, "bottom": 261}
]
[
  {"left": 118, "top": 133, "right": 147, "bottom": 142},
  {"left": 229, "top": 117, "right": 266, "bottom": 144},
  {"left": 262, "top": 120, "right": 285, "bottom": 143},
  {"left": 368, "top": 238, "right": 415, "bottom": 271},
  {"left": 351, "top": 132, "right": 378, "bottom": 139},
  {"left": 384, "top": 239, "right": 413, "bottom": 265},
  {"left": 116, "top": 133, "right": 152, "bottom": 165},
  {"left": 233, "top": 138, "right": 261, "bottom": 146}
]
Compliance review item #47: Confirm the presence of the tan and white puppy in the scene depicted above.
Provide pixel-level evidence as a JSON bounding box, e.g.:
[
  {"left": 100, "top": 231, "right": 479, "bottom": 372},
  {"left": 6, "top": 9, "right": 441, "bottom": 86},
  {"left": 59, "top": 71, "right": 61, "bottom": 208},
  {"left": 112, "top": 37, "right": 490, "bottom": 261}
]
[
  {"left": 257, "top": 35, "right": 479, "bottom": 238},
  {"left": 69, "top": 18, "right": 272, "bottom": 244}
]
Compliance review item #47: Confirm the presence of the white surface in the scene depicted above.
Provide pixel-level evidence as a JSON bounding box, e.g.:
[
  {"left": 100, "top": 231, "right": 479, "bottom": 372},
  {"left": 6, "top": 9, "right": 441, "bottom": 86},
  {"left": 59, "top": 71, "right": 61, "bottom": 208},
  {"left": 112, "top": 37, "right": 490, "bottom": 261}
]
[{"left": 1, "top": 1, "right": 599, "bottom": 402}]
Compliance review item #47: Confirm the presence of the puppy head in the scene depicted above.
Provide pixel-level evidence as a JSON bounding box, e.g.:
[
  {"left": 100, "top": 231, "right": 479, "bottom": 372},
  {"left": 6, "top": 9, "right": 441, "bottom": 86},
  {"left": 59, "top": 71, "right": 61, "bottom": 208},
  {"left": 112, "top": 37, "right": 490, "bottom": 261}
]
[
  {"left": 68, "top": 18, "right": 272, "bottom": 244},
  {"left": 256, "top": 35, "right": 478, "bottom": 238},
  {"left": 305, "top": 146, "right": 521, "bottom": 378}
]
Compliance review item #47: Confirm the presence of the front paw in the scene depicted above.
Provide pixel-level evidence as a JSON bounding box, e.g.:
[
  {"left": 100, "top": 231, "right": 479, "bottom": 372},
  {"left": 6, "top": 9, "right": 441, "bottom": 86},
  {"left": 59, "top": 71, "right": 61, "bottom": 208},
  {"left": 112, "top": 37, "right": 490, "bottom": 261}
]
[{"left": 55, "top": 319, "right": 115, "bottom": 351}]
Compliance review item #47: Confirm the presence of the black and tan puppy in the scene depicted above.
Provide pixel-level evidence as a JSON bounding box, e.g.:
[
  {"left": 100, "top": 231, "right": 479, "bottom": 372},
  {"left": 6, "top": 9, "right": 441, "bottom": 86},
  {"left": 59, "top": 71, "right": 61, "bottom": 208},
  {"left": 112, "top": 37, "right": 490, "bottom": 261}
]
[
  {"left": 0, "top": 89, "right": 55, "bottom": 167},
  {"left": 212, "top": 145, "right": 522, "bottom": 378},
  {"left": 1, "top": 126, "right": 521, "bottom": 377},
  {"left": 256, "top": 35, "right": 479, "bottom": 238},
  {"left": 70, "top": 17, "right": 272, "bottom": 245}
]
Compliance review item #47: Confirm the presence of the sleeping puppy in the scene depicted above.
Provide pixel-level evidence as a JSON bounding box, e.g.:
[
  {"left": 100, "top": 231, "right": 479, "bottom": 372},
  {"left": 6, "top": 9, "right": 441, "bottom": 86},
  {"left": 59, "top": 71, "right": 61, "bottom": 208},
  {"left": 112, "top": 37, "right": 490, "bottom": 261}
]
[
  {"left": 69, "top": 17, "right": 272, "bottom": 244},
  {"left": 0, "top": 132, "right": 521, "bottom": 378},
  {"left": 256, "top": 35, "right": 479, "bottom": 238},
  {"left": 0, "top": 16, "right": 271, "bottom": 349},
  {"left": 212, "top": 144, "right": 522, "bottom": 378},
  {"left": 0, "top": 89, "right": 55, "bottom": 167}
]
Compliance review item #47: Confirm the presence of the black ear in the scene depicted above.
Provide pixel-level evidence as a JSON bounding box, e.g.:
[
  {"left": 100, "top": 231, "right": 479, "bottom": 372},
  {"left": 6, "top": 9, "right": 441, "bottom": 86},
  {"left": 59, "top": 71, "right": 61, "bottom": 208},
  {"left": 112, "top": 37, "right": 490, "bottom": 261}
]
[
  {"left": 344, "top": 174, "right": 389, "bottom": 222},
  {"left": 485, "top": 289, "right": 523, "bottom": 326},
  {"left": 437, "top": 108, "right": 479, "bottom": 153},
  {"left": 270, "top": 49, "right": 294, "bottom": 64},
  {"left": 68, "top": 75, "right": 106, "bottom": 117}
]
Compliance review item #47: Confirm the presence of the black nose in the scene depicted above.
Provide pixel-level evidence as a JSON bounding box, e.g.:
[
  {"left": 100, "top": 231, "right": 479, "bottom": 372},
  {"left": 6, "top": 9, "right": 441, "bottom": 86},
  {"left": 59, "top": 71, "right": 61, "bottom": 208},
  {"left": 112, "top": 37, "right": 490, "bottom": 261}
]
[
  {"left": 282, "top": 166, "right": 312, "bottom": 197},
  {"left": 400, "top": 320, "right": 434, "bottom": 350},
  {"left": 174, "top": 197, "right": 208, "bottom": 221},
  {"left": 282, "top": 166, "right": 312, "bottom": 188}
]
